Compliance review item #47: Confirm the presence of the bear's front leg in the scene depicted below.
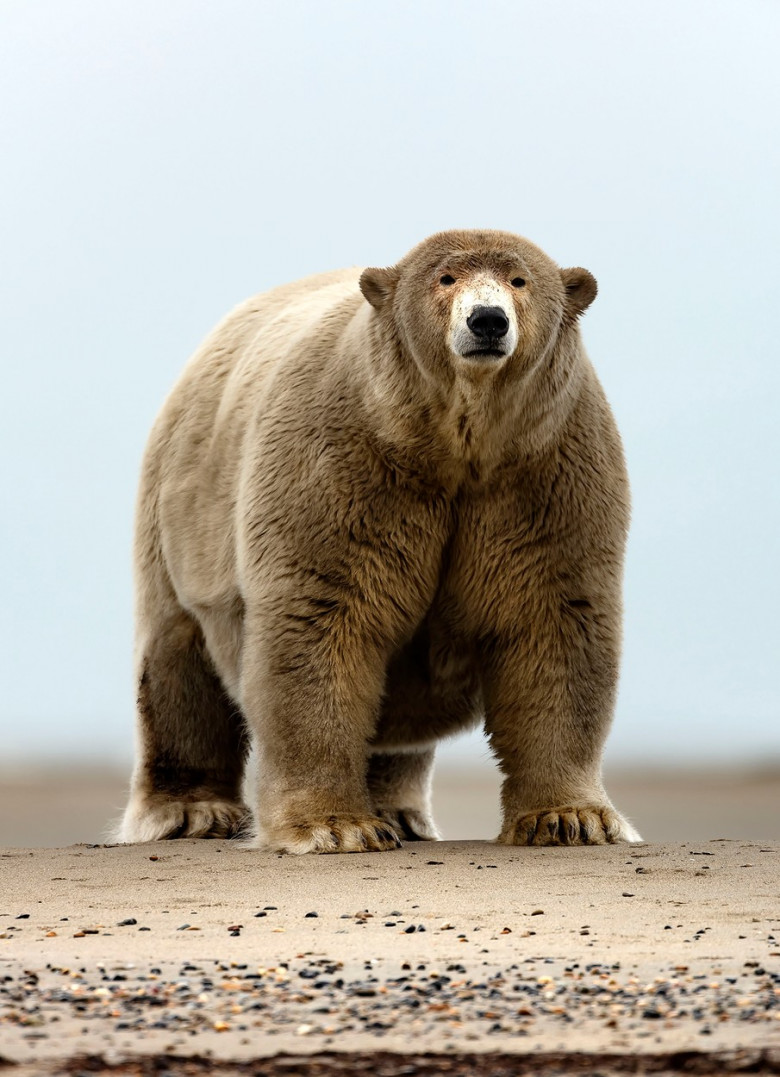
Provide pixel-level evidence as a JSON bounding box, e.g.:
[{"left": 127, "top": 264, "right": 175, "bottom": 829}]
[
  {"left": 237, "top": 444, "right": 449, "bottom": 853},
  {"left": 484, "top": 608, "right": 641, "bottom": 847},
  {"left": 240, "top": 596, "right": 425, "bottom": 854}
]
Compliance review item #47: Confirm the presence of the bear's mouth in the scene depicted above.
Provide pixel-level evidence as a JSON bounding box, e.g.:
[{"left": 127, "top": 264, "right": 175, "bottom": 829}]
[{"left": 462, "top": 347, "right": 506, "bottom": 360}]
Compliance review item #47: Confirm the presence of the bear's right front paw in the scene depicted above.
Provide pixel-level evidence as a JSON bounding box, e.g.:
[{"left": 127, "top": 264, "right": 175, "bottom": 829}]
[{"left": 265, "top": 815, "right": 402, "bottom": 854}]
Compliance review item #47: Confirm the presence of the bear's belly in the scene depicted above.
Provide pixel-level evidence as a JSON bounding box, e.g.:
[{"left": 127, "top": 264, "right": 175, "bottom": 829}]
[{"left": 371, "top": 611, "right": 484, "bottom": 749}]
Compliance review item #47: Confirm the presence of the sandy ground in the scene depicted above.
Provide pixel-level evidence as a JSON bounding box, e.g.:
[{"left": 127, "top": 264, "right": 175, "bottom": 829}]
[
  {"left": 1, "top": 766, "right": 778, "bottom": 1072},
  {"left": 0, "top": 837, "right": 778, "bottom": 1073}
]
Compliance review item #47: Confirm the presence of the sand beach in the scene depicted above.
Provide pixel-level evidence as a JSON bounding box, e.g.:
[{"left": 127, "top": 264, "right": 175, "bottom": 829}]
[
  {"left": 1, "top": 829, "right": 778, "bottom": 1075},
  {"left": 1, "top": 762, "right": 778, "bottom": 1073}
]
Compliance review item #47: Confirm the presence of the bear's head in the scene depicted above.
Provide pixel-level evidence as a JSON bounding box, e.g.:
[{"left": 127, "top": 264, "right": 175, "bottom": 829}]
[{"left": 360, "top": 230, "right": 596, "bottom": 385}]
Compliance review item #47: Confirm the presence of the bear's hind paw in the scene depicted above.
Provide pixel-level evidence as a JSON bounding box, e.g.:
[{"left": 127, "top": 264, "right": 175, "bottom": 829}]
[
  {"left": 375, "top": 807, "right": 440, "bottom": 841},
  {"left": 116, "top": 796, "right": 252, "bottom": 843}
]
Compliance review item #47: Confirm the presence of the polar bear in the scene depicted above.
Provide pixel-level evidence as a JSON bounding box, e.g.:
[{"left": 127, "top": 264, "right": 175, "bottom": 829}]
[{"left": 118, "top": 229, "right": 641, "bottom": 852}]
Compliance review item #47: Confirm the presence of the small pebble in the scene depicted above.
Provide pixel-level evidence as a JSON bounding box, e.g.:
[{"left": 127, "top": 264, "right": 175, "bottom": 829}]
[{"left": 2, "top": 912, "right": 776, "bottom": 1047}]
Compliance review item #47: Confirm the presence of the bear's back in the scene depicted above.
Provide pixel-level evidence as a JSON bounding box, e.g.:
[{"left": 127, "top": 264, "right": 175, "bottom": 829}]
[
  {"left": 138, "top": 267, "right": 366, "bottom": 614},
  {"left": 151, "top": 267, "right": 363, "bottom": 465}
]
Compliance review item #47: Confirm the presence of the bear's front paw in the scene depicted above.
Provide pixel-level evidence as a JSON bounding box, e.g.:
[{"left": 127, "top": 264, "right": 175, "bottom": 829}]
[
  {"left": 117, "top": 795, "right": 252, "bottom": 842},
  {"left": 498, "top": 805, "right": 641, "bottom": 846},
  {"left": 265, "top": 815, "right": 402, "bottom": 854}
]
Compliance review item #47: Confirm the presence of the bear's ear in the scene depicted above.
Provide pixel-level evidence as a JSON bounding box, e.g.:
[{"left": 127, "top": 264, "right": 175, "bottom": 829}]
[
  {"left": 359, "top": 266, "right": 399, "bottom": 311},
  {"left": 561, "top": 267, "right": 598, "bottom": 321}
]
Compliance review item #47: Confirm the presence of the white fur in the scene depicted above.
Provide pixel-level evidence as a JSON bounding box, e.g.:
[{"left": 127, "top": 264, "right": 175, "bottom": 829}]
[{"left": 448, "top": 275, "right": 519, "bottom": 362}]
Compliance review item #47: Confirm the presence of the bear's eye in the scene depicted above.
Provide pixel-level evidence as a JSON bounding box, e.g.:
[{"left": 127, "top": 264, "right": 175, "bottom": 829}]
[
  {"left": 511, "top": 277, "right": 526, "bottom": 288},
  {"left": 440, "top": 274, "right": 456, "bottom": 286}
]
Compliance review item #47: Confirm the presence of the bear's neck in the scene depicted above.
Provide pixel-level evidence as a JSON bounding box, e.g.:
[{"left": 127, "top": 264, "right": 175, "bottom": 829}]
[{"left": 355, "top": 322, "right": 586, "bottom": 490}]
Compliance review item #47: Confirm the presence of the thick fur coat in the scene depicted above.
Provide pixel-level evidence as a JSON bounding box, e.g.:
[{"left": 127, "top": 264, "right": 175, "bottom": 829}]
[{"left": 119, "top": 229, "right": 640, "bottom": 852}]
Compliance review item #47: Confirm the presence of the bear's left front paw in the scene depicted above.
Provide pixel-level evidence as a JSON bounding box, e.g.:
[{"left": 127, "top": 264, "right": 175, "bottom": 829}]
[{"left": 498, "top": 805, "right": 641, "bottom": 846}]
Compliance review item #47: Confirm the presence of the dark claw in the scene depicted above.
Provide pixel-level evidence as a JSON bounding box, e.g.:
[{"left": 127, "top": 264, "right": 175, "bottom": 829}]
[
  {"left": 166, "top": 816, "right": 188, "bottom": 840},
  {"left": 396, "top": 810, "right": 420, "bottom": 841}
]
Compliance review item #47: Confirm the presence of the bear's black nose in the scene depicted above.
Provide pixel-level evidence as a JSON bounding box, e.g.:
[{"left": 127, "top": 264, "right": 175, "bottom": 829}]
[{"left": 466, "top": 306, "right": 509, "bottom": 339}]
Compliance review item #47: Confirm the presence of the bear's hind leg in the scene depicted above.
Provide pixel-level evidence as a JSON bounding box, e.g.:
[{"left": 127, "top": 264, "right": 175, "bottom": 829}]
[
  {"left": 367, "top": 748, "right": 440, "bottom": 841},
  {"left": 117, "top": 615, "right": 251, "bottom": 842}
]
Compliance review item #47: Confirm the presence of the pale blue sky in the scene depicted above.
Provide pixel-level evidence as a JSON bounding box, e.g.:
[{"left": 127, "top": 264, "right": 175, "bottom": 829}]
[{"left": 1, "top": 0, "right": 778, "bottom": 767}]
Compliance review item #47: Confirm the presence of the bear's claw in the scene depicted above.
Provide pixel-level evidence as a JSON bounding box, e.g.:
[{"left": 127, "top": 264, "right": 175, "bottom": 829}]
[
  {"left": 264, "top": 814, "right": 402, "bottom": 854},
  {"left": 498, "top": 805, "right": 641, "bottom": 846},
  {"left": 116, "top": 796, "right": 252, "bottom": 843},
  {"left": 375, "top": 807, "right": 440, "bottom": 841}
]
